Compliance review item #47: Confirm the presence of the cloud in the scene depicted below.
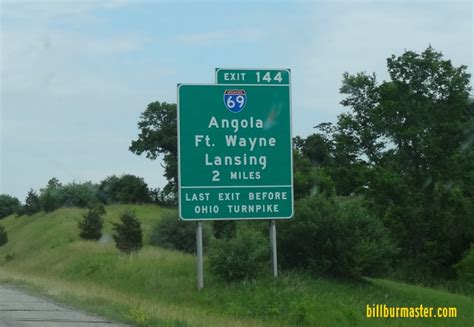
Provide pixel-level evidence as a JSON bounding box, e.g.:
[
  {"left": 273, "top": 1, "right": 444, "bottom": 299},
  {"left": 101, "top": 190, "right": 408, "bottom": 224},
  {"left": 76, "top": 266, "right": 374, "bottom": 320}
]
[
  {"left": 1, "top": 0, "right": 133, "bottom": 20},
  {"left": 1, "top": 0, "right": 150, "bottom": 99},
  {"left": 1, "top": 29, "right": 151, "bottom": 109},
  {"left": 288, "top": 2, "right": 473, "bottom": 136},
  {"left": 179, "top": 27, "right": 268, "bottom": 46},
  {"left": 0, "top": 0, "right": 172, "bottom": 200}
]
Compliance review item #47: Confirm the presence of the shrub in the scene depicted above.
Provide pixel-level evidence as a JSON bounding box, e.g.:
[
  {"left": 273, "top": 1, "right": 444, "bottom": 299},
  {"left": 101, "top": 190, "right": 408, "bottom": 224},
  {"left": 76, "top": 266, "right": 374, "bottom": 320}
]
[
  {"left": 278, "top": 194, "right": 397, "bottom": 279},
  {"left": 0, "top": 226, "right": 8, "bottom": 246},
  {"left": 113, "top": 211, "right": 143, "bottom": 254},
  {"left": 455, "top": 245, "right": 474, "bottom": 284},
  {"left": 208, "top": 226, "right": 270, "bottom": 282},
  {"left": 150, "top": 211, "right": 210, "bottom": 253},
  {"left": 0, "top": 194, "right": 21, "bottom": 219},
  {"left": 78, "top": 206, "right": 105, "bottom": 240}
]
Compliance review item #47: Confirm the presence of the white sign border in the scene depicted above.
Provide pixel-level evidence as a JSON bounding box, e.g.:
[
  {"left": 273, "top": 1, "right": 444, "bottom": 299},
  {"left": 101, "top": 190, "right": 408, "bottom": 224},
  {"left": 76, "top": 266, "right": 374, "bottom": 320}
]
[{"left": 177, "top": 81, "right": 294, "bottom": 221}]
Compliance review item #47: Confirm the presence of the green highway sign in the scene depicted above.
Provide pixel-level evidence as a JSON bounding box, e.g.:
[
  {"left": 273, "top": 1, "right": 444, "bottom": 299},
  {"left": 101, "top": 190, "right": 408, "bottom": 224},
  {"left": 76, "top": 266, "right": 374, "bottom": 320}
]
[
  {"left": 216, "top": 68, "right": 290, "bottom": 85},
  {"left": 177, "top": 83, "right": 293, "bottom": 220}
]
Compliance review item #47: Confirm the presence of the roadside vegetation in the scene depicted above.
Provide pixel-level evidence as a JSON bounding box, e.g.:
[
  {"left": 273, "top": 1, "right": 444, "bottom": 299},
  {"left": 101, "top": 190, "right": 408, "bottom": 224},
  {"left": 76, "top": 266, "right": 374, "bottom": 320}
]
[
  {"left": 0, "top": 206, "right": 473, "bottom": 326},
  {"left": 0, "top": 47, "right": 472, "bottom": 326}
]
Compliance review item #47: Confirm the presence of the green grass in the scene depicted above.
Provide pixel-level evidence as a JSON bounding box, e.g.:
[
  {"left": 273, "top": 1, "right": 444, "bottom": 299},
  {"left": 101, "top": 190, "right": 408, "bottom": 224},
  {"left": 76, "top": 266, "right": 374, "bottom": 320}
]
[{"left": 0, "top": 205, "right": 472, "bottom": 326}]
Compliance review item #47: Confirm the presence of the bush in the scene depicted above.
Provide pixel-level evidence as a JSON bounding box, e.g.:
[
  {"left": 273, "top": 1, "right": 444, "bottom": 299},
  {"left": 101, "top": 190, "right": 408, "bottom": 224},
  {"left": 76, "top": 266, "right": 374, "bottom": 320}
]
[
  {"left": 0, "top": 194, "right": 21, "bottom": 219},
  {"left": 455, "top": 245, "right": 474, "bottom": 284},
  {"left": 278, "top": 194, "right": 397, "bottom": 279},
  {"left": 0, "top": 226, "right": 8, "bottom": 246},
  {"left": 78, "top": 206, "right": 104, "bottom": 240},
  {"left": 208, "top": 226, "right": 270, "bottom": 282},
  {"left": 113, "top": 211, "right": 143, "bottom": 254},
  {"left": 150, "top": 211, "right": 210, "bottom": 253}
]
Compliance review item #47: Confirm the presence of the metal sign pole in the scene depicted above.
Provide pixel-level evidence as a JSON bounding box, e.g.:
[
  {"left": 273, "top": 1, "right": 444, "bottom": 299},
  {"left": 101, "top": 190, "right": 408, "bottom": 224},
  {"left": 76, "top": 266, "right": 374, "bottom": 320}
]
[
  {"left": 196, "top": 221, "right": 204, "bottom": 290},
  {"left": 270, "top": 219, "right": 278, "bottom": 277}
]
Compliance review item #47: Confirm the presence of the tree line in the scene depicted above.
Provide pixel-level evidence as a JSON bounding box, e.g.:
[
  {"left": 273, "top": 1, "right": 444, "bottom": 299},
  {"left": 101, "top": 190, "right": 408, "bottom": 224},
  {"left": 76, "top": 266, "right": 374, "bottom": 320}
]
[{"left": 0, "top": 174, "right": 173, "bottom": 219}]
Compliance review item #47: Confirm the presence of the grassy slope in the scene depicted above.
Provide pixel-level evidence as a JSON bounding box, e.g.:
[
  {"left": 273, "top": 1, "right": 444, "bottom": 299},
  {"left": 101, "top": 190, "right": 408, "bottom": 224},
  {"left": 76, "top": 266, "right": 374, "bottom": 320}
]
[{"left": 0, "top": 205, "right": 472, "bottom": 327}]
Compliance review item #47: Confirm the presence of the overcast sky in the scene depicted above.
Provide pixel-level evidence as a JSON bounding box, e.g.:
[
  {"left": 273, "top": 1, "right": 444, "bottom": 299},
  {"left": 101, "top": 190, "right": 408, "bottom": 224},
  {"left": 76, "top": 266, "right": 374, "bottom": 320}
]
[{"left": 1, "top": 0, "right": 473, "bottom": 201}]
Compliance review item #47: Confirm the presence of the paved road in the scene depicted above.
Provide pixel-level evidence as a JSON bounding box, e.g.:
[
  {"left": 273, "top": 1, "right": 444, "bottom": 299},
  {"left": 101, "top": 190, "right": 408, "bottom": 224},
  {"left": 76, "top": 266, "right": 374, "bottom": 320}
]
[{"left": 0, "top": 285, "right": 125, "bottom": 327}]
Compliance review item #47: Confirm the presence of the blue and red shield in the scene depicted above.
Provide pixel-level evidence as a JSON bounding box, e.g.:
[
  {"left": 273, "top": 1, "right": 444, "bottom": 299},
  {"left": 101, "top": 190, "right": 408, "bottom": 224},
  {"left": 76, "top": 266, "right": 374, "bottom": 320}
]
[{"left": 224, "top": 89, "right": 247, "bottom": 113}]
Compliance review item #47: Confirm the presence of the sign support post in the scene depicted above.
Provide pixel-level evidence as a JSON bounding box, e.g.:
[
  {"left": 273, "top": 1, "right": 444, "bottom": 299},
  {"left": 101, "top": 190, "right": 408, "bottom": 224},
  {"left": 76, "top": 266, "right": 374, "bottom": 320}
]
[
  {"left": 270, "top": 220, "right": 278, "bottom": 277},
  {"left": 196, "top": 221, "right": 204, "bottom": 290}
]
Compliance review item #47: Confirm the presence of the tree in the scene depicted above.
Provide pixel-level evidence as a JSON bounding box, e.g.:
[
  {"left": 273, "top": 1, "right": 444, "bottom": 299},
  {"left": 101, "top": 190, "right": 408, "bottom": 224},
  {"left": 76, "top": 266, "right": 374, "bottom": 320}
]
[
  {"left": 149, "top": 187, "right": 176, "bottom": 207},
  {"left": 129, "top": 102, "right": 177, "bottom": 199},
  {"left": 78, "top": 206, "right": 104, "bottom": 240},
  {"left": 338, "top": 47, "right": 471, "bottom": 178},
  {"left": 23, "top": 189, "right": 41, "bottom": 216},
  {"left": 39, "top": 177, "right": 63, "bottom": 213},
  {"left": 294, "top": 133, "right": 333, "bottom": 167},
  {"left": 61, "top": 182, "right": 99, "bottom": 208},
  {"left": 328, "top": 47, "right": 473, "bottom": 279},
  {"left": 112, "top": 211, "right": 143, "bottom": 254},
  {"left": 0, "top": 194, "right": 21, "bottom": 219},
  {"left": 98, "top": 174, "right": 151, "bottom": 204}
]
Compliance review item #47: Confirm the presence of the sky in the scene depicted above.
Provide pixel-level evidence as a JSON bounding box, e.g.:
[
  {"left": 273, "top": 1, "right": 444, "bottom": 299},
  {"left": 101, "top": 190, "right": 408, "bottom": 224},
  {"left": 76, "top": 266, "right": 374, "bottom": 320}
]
[{"left": 1, "top": 0, "right": 473, "bottom": 201}]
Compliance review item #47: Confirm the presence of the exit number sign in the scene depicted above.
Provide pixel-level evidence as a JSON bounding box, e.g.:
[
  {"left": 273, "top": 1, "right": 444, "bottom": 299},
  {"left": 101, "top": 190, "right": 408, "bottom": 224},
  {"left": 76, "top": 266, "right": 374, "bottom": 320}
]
[{"left": 215, "top": 68, "right": 290, "bottom": 85}]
